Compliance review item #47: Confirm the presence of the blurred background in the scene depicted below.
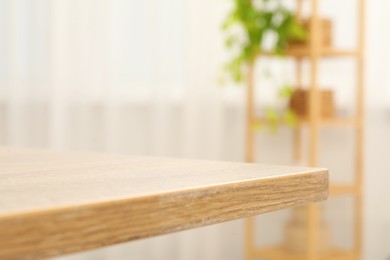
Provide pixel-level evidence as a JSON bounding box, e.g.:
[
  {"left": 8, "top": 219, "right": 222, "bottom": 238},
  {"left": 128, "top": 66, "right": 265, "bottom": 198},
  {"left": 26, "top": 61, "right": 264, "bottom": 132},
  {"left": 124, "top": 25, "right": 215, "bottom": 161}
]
[{"left": 0, "top": 0, "right": 389, "bottom": 259}]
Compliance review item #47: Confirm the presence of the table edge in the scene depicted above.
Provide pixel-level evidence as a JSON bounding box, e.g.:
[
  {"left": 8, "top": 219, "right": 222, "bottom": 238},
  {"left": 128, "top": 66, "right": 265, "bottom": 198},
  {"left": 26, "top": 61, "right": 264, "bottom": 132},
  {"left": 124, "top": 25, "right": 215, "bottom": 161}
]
[{"left": 0, "top": 169, "right": 328, "bottom": 259}]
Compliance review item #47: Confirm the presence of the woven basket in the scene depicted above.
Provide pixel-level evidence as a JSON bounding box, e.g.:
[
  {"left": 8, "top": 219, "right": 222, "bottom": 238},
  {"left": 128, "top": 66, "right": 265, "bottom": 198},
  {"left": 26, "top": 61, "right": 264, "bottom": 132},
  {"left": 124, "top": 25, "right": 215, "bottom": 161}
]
[{"left": 289, "top": 89, "right": 335, "bottom": 118}]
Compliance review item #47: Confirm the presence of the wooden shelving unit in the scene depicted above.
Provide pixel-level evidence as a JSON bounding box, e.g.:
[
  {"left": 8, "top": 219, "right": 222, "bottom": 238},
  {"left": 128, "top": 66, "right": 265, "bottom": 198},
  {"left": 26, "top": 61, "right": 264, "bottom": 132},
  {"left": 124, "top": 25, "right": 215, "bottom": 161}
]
[
  {"left": 260, "top": 48, "right": 359, "bottom": 58},
  {"left": 255, "top": 246, "right": 356, "bottom": 260},
  {"left": 254, "top": 117, "right": 358, "bottom": 127},
  {"left": 244, "top": 0, "right": 365, "bottom": 259}
]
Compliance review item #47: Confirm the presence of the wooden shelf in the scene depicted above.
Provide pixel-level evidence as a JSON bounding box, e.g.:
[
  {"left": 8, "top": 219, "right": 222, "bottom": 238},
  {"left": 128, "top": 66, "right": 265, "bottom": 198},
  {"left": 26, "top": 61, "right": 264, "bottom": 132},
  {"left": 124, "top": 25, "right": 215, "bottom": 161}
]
[
  {"left": 255, "top": 246, "right": 356, "bottom": 260},
  {"left": 245, "top": 0, "right": 365, "bottom": 258},
  {"left": 316, "top": 117, "right": 358, "bottom": 127},
  {"left": 330, "top": 184, "right": 358, "bottom": 196},
  {"left": 254, "top": 116, "right": 358, "bottom": 128},
  {"left": 259, "top": 47, "right": 359, "bottom": 58}
]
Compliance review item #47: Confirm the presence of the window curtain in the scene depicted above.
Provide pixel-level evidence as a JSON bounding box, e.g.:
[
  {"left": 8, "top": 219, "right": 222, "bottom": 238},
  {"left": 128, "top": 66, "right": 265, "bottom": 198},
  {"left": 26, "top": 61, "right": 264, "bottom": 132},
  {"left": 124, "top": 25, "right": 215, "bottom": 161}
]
[
  {"left": 0, "top": 0, "right": 242, "bottom": 158},
  {"left": 0, "top": 0, "right": 247, "bottom": 259}
]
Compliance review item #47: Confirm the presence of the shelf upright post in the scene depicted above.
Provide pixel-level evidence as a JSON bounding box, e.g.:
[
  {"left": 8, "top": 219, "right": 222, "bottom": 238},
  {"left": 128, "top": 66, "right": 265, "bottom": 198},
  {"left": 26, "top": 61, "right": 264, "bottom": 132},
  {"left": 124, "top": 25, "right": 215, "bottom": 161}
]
[
  {"left": 245, "top": 62, "right": 256, "bottom": 164},
  {"left": 294, "top": 59, "right": 303, "bottom": 164},
  {"left": 245, "top": 61, "right": 256, "bottom": 260},
  {"left": 307, "top": 0, "right": 321, "bottom": 259},
  {"left": 355, "top": 0, "right": 365, "bottom": 258},
  {"left": 294, "top": 0, "right": 304, "bottom": 165}
]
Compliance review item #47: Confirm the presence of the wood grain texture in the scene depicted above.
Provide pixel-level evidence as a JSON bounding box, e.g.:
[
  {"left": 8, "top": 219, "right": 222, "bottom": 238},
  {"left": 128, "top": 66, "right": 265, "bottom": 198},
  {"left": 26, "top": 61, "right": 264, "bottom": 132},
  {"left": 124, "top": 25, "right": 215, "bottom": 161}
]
[{"left": 0, "top": 147, "right": 328, "bottom": 259}]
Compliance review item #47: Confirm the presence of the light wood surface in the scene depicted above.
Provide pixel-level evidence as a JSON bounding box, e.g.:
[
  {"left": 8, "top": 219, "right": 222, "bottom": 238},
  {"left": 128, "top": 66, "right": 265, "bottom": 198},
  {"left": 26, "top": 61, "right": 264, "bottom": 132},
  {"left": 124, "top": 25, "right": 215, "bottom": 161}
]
[{"left": 0, "top": 147, "right": 328, "bottom": 259}]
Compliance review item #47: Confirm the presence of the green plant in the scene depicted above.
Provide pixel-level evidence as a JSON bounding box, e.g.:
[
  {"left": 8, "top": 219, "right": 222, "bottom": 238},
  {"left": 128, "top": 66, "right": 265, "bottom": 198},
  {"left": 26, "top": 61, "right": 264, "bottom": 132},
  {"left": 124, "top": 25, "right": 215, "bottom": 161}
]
[
  {"left": 222, "top": 0, "right": 306, "bottom": 82},
  {"left": 221, "top": 0, "right": 307, "bottom": 131}
]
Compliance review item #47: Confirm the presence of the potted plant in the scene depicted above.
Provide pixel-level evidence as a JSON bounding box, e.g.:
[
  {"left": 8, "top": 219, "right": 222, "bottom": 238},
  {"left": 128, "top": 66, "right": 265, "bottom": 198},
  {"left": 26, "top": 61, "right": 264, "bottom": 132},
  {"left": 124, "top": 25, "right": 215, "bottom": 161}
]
[
  {"left": 221, "top": 0, "right": 337, "bottom": 131},
  {"left": 221, "top": 0, "right": 307, "bottom": 131}
]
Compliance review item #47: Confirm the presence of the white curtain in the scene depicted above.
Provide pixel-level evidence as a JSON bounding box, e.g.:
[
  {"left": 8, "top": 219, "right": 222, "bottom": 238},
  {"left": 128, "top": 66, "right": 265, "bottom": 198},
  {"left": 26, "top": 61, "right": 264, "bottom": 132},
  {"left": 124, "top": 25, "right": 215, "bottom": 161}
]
[
  {"left": 0, "top": 0, "right": 242, "bottom": 157},
  {"left": 0, "top": 0, "right": 248, "bottom": 259},
  {"left": 2, "top": 0, "right": 390, "bottom": 259}
]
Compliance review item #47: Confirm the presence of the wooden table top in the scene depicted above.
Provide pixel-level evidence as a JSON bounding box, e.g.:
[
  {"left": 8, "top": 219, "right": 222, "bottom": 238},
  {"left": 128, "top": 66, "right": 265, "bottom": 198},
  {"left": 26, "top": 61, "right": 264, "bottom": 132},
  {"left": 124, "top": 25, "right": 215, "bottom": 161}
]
[{"left": 0, "top": 147, "right": 328, "bottom": 259}]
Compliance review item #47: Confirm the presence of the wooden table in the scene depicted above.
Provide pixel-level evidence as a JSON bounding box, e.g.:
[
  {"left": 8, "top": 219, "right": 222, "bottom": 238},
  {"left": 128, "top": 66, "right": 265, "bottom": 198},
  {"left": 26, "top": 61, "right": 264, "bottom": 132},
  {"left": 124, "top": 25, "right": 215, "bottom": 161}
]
[{"left": 0, "top": 147, "right": 328, "bottom": 259}]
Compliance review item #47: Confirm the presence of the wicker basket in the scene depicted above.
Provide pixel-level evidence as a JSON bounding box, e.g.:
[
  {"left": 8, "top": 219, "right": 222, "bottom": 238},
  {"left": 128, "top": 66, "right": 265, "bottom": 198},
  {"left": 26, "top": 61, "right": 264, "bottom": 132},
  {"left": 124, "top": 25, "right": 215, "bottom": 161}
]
[{"left": 289, "top": 89, "right": 335, "bottom": 118}]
